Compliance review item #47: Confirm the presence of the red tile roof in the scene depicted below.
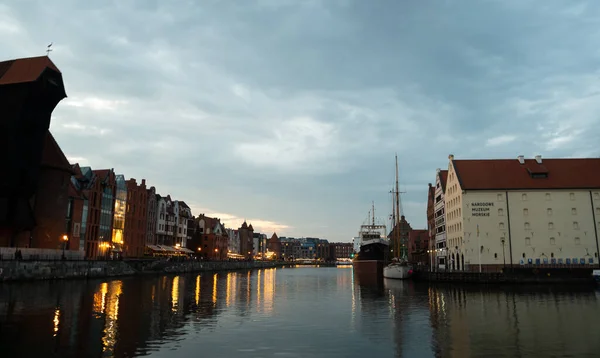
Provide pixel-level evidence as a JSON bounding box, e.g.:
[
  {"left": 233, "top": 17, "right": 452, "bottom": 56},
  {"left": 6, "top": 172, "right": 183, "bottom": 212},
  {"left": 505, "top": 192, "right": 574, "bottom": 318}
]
[
  {"left": 452, "top": 158, "right": 600, "bottom": 190},
  {"left": 439, "top": 170, "right": 448, "bottom": 191},
  {"left": 0, "top": 56, "right": 61, "bottom": 85}
]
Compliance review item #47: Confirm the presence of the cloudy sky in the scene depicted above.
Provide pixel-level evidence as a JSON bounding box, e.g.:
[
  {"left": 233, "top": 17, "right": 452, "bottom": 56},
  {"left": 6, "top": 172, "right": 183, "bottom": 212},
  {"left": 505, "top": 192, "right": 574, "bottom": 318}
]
[{"left": 2, "top": 0, "right": 599, "bottom": 242}]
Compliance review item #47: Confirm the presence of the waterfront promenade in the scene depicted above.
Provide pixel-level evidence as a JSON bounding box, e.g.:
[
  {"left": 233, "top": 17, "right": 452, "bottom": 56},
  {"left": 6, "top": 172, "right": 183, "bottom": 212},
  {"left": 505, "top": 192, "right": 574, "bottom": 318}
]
[{"left": 0, "top": 258, "right": 285, "bottom": 282}]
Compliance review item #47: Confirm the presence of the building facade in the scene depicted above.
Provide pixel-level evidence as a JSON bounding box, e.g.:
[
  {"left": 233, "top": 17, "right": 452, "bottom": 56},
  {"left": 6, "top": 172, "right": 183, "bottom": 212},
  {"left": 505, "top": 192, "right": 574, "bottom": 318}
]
[
  {"left": 331, "top": 242, "right": 353, "bottom": 259},
  {"left": 408, "top": 229, "right": 429, "bottom": 266},
  {"left": 238, "top": 221, "right": 254, "bottom": 259},
  {"left": 434, "top": 169, "right": 448, "bottom": 269},
  {"left": 445, "top": 154, "right": 600, "bottom": 272},
  {"left": 146, "top": 186, "right": 157, "bottom": 246},
  {"left": 426, "top": 183, "right": 436, "bottom": 268},
  {"left": 124, "top": 178, "right": 147, "bottom": 258},
  {"left": 268, "top": 233, "right": 282, "bottom": 259}
]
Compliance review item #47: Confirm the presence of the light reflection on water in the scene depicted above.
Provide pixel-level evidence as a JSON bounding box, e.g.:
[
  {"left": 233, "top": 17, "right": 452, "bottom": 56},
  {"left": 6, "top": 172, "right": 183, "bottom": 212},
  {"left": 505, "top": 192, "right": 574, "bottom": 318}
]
[{"left": 0, "top": 267, "right": 599, "bottom": 357}]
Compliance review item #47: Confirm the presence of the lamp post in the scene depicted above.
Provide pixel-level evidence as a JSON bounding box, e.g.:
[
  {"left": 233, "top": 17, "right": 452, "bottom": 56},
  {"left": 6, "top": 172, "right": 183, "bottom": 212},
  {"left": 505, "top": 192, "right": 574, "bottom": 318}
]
[{"left": 61, "top": 235, "right": 69, "bottom": 260}]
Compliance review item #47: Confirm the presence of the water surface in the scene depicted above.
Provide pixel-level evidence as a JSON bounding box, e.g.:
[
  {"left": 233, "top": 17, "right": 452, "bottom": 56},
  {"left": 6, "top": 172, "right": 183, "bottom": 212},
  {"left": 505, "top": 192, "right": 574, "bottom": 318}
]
[{"left": 1, "top": 266, "right": 599, "bottom": 357}]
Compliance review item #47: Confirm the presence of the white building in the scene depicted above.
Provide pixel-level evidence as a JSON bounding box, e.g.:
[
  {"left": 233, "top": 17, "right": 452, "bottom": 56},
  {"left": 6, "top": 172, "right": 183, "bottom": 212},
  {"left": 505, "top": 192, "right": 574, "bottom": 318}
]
[
  {"left": 226, "top": 228, "right": 240, "bottom": 254},
  {"left": 155, "top": 195, "right": 176, "bottom": 246},
  {"left": 434, "top": 169, "right": 448, "bottom": 269},
  {"left": 173, "top": 201, "right": 192, "bottom": 248},
  {"left": 445, "top": 154, "right": 600, "bottom": 272}
]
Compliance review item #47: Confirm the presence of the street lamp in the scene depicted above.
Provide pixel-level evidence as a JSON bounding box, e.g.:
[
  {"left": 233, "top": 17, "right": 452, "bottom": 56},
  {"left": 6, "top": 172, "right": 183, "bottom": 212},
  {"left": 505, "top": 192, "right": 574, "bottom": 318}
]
[{"left": 61, "top": 235, "right": 69, "bottom": 260}]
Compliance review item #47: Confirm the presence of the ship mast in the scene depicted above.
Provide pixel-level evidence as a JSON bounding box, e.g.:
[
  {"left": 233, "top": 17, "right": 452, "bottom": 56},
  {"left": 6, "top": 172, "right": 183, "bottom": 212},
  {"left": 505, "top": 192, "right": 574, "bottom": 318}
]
[{"left": 372, "top": 201, "right": 375, "bottom": 226}]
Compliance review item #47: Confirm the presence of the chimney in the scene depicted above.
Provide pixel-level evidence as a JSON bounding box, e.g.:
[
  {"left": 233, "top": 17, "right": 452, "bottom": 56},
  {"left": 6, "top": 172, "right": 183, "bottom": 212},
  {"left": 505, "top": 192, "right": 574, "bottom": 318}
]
[
  {"left": 517, "top": 155, "right": 525, "bottom": 164},
  {"left": 448, "top": 154, "right": 454, "bottom": 161},
  {"left": 535, "top": 155, "right": 542, "bottom": 164},
  {"left": 142, "top": 179, "right": 146, "bottom": 186}
]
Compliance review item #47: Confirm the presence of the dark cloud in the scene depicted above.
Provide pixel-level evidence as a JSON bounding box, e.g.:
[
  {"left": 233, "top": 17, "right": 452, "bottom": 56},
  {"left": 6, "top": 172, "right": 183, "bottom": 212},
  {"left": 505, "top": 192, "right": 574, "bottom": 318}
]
[{"left": 2, "top": 0, "right": 600, "bottom": 239}]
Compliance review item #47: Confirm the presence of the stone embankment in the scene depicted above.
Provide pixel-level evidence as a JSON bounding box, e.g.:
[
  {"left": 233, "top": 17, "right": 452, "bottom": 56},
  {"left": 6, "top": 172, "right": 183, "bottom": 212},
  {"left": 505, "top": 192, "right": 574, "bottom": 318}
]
[{"left": 0, "top": 259, "right": 284, "bottom": 282}]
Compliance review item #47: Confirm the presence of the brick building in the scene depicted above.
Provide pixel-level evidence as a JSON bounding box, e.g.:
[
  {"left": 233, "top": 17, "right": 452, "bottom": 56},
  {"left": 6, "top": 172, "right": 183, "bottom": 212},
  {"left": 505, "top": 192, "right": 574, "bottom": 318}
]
[
  {"left": 192, "top": 214, "right": 229, "bottom": 260},
  {"left": 124, "top": 178, "right": 147, "bottom": 257},
  {"left": 408, "top": 229, "right": 430, "bottom": 266},
  {"left": 268, "top": 233, "right": 282, "bottom": 259},
  {"left": 145, "top": 186, "right": 157, "bottom": 246},
  {"left": 238, "top": 221, "right": 254, "bottom": 259},
  {"left": 426, "top": 183, "right": 436, "bottom": 268},
  {"left": 331, "top": 242, "right": 353, "bottom": 259}
]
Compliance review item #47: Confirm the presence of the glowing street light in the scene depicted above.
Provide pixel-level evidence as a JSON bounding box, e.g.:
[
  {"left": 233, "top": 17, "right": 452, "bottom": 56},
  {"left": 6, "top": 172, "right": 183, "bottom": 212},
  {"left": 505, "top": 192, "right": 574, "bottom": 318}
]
[{"left": 61, "top": 234, "right": 69, "bottom": 260}]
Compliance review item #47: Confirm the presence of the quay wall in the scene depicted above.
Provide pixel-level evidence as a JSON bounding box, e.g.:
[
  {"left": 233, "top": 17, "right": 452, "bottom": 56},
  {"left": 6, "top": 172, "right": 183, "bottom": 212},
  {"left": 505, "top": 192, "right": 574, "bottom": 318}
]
[
  {"left": 0, "top": 260, "right": 284, "bottom": 282},
  {"left": 413, "top": 268, "right": 596, "bottom": 284}
]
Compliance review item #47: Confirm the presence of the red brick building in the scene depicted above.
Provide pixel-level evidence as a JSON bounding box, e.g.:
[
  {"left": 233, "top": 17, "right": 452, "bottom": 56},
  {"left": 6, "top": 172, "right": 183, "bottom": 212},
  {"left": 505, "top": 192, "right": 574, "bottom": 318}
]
[
  {"left": 0, "top": 56, "right": 68, "bottom": 248},
  {"left": 238, "top": 221, "right": 254, "bottom": 259},
  {"left": 268, "top": 233, "right": 282, "bottom": 259},
  {"left": 408, "top": 229, "right": 430, "bottom": 266},
  {"left": 426, "top": 183, "right": 436, "bottom": 266},
  {"left": 66, "top": 166, "right": 86, "bottom": 251},
  {"left": 192, "top": 214, "right": 229, "bottom": 260},
  {"left": 71, "top": 167, "right": 116, "bottom": 259},
  {"left": 331, "top": 242, "right": 353, "bottom": 259},
  {"left": 124, "top": 178, "right": 147, "bottom": 257}
]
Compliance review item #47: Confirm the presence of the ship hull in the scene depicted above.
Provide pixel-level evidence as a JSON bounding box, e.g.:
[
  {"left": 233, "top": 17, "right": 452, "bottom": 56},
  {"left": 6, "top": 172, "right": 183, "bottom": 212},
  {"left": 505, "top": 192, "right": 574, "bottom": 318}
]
[{"left": 352, "top": 241, "right": 389, "bottom": 280}]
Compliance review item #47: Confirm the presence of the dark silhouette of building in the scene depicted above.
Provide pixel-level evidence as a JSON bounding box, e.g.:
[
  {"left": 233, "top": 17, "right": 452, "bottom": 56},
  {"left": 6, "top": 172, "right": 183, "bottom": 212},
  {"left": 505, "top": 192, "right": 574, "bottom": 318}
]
[
  {"left": 0, "top": 55, "right": 69, "bottom": 248},
  {"left": 268, "top": 233, "right": 281, "bottom": 259},
  {"left": 124, "top": 178, "right": 147, "bottom": 257}
]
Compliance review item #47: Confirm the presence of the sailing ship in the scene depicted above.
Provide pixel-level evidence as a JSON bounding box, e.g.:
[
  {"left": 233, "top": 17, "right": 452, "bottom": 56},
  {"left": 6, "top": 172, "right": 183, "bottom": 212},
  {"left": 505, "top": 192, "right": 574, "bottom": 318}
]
[
  {"left": 352, "top": 202, "right": 389, "bottom": 278},
  {"left": 383, "top": 154, "right": 412, "bottom": 280}
]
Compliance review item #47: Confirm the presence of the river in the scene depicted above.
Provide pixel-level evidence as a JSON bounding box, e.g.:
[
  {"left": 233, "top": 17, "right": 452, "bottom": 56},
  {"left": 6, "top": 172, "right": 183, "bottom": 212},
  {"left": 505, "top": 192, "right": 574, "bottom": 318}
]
[{"left": 0, "top": 266, "right": 599, "bottom": 357}]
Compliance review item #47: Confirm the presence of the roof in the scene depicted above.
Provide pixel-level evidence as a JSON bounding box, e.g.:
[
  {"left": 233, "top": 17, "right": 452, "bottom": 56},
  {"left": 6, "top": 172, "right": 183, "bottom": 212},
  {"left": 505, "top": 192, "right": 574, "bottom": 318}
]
[
  {"left": 452, "top": 158, "right": 600, "bottom": 190},
  {"left": 0, "top": 56, "right": 61, "bottom": 85},
  {"left": 40, "top": 130, "right": 73, "bottom": 174},
  {"left": 439, "top": 170, "right": 448, "bottom": 191}
]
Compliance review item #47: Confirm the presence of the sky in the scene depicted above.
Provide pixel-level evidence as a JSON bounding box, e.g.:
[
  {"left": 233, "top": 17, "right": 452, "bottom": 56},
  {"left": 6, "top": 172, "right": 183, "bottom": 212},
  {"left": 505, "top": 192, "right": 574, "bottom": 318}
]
[{"left": 2, "top": 0, "right": 600, "bottom": 242}]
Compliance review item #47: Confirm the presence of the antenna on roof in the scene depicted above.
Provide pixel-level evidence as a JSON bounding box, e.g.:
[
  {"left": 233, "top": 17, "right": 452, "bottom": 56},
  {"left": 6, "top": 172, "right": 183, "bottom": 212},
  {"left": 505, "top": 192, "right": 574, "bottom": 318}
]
[{"left": 46, "top": 42, "right": 53, "bottom": 56}]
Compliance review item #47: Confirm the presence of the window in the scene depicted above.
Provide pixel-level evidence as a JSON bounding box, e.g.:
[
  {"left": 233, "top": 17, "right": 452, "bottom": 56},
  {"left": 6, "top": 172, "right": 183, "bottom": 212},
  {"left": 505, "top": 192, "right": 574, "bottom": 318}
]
[
  {"left": 574, "top": 237, "right": 581, "bottom": 245},
  {"left": 596, "top": 208, "right": 600, "bottom": 216},
  {"left": 525, "top": 237, "right": 531, "bottom": 246},
  {"left": 571, "top": 208, "right": 577, "bottom": 215},
  {"left": 570, "top": 193, "right": 576, "bottom": 201},
  {"left": 523, "top": 208, "right": 529, "bottom": 216},
  {"left": 594, "top": 193, "right": 599, "bottom": 200},
  {"left": 573, "top": 222, "right": 579, "bottom": 230},
  {"left": 547, "top": 208, "right": 553, "bottom": 216},
  {"left": 548, "top": 222, "right": 554, "bottom": 230},
  {"left": 497, "top": 194, "right": 503, "bottom": 201},
  {"left": 494, "top": 253, "right": 498, "bottom": 259},
  {"left": 550, "top": 237, "right": 556, "bottom": 245},
  {"left": 499, "top": 222, "right": 505, "bottom": 230},
  {"left": 521, "top": 193, "right": 527, "bottom": 201},
  {"left": 545, "top": 193, "right": 551, "bottom": 201},
  {"left": 498, "top": 208, "right": 504, "bottom": 216},
  {"left": 524, "top": 222, "right": 531, "bottom": 230}
]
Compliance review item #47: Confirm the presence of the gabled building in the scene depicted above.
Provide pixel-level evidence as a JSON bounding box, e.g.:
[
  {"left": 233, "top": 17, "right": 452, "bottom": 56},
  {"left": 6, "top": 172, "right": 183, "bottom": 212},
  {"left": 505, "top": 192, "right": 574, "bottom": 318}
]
[
  {"left": 445, "top": 154, "right": 600, "bottom": 272},
  {"left": 434, "top": 169, "right": 448, "bottom": 269},
  {"left": 408, "top": 229, "right": 429, "bottom": 266},
  {"left": 173, "top": 201, "right": 192, "bottom": 248},
  {"left": 226, "top": 228, "right": 240, "bottom": 255},
  {"left": 268, "top": 233, "right": 282, "bottom": 259},
  {"left": 194, "top": 214, "right": 228, "bottom": 260},
  {"left": 238, "top": 221, "right": 254, "bottom": 259},
  {"left": 155, "top": 195, "right": 176, "bottom": 246}
]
